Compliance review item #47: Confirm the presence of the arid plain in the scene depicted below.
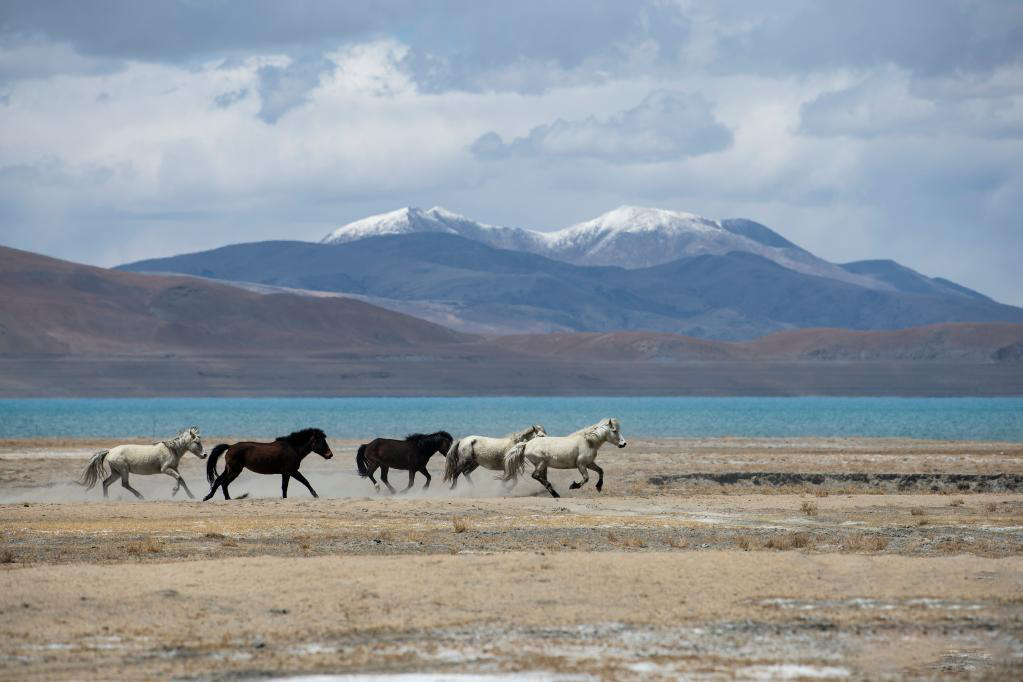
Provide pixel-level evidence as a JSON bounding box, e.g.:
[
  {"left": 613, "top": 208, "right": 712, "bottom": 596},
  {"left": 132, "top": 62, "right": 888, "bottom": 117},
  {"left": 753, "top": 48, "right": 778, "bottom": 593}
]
[{"left": 2, "top": 437, "right": 1022, "bottom": 680}]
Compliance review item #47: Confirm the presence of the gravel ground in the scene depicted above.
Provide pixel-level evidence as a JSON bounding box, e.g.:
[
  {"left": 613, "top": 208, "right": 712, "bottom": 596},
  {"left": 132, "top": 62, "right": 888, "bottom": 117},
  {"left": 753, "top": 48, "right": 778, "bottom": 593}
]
[{"left": 1, "top": 437, "right": 1021, "bottom": 680}]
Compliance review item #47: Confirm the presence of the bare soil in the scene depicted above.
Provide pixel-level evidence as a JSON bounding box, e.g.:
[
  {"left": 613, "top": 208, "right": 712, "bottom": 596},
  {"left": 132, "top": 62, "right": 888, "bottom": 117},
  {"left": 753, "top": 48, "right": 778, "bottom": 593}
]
[{"left": 1, "top": 437, "right": 1022, "bottom": 680}]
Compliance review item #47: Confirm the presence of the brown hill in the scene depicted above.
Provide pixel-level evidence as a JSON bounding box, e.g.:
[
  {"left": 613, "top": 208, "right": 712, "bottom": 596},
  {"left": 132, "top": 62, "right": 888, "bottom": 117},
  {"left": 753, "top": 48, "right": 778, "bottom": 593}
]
[
  {"left": 489, "top": 324, "right": 1023, "bottom": 364},
  {"left": 0, "top": 245, "right": 470, "bottom": 355},
  {"left": 1, "top": 244, "right": 1021, "bottom": 396},
  {"left": 743, "top": 324, "right": 1023, "bottom": 361}
]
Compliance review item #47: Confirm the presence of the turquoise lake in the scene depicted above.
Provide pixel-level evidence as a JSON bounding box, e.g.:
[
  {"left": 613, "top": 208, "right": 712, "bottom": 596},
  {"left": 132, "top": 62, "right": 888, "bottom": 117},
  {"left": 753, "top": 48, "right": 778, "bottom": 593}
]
[{"left": 0, "top": 397, "right": 1021, "bottom": 441}]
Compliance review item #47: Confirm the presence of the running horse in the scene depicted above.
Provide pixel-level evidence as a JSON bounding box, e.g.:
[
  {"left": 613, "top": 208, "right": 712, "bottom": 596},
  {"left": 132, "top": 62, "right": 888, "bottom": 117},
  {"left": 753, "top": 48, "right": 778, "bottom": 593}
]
[
  {"left": 77, "top": 426, "right": 205, "bottom": 499},
  {"left": 355, "top": 431, "right": 453, "bottom": 493},
  {"left": 501, "top": 418, "right": 626, "bottom": 498},
  {"left": 443, "top": 424, "right": 546, "bottom": 490},
  {"left": 203, "top": 428, "right": 333, "bottom": 500}
]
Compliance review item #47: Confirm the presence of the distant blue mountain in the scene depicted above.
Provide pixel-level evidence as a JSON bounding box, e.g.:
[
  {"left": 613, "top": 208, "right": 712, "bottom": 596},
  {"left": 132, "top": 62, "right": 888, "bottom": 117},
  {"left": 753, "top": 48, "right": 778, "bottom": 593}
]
[{"left": 121, "top": 231, "right": 1023, "bottom": 340}]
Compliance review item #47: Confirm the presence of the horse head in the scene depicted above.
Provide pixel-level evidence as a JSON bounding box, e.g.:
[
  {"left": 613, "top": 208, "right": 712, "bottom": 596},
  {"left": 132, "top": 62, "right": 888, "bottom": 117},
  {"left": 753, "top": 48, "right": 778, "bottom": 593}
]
[
  {"left": 605, "top": 418, "right": 627, "bottom": 448},
  {"left": 531, "top": 424, "right": 547, "bottom": 439},
  {"left": 175, "top": 426, "right": 205, "bottom": 459},
  {"left": 308, "top": 429, "right": 333, "bottom": 459}
]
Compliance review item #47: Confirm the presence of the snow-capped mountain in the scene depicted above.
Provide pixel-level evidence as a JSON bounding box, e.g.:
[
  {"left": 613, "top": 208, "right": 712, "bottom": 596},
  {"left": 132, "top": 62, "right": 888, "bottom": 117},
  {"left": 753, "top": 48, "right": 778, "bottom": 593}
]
[
  {"left": 321, "top": 206, "right": 547, "bottom": 253},
  {"left": 322, "top": 205, "right": 881, "bottom": 289}
]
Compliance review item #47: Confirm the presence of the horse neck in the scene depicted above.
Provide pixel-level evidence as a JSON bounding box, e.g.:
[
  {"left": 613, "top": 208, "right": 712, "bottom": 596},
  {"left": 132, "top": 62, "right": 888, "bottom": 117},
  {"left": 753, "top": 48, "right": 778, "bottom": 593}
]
[{"left": 509, "top": 426, "right": 535, "bottom": 443}]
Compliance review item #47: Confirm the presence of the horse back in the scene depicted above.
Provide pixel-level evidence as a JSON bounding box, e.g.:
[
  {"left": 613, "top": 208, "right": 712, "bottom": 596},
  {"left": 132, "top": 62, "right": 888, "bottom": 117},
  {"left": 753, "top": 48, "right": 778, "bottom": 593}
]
[
  {"left": 227, "top": 440, "right": 297, "bottom": 474},
  {"left": 364, "top": 438, "right": 415, "bottom": 470}
]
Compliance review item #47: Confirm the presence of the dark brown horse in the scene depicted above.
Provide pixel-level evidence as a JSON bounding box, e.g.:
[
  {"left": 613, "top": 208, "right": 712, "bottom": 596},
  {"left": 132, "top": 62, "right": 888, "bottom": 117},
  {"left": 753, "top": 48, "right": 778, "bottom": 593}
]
[
  {"left": 355, "top": 431, "right": 453, "bottom": 493},
  {"left": 203, "top": 428, "right": 333, "bottom": 500}
]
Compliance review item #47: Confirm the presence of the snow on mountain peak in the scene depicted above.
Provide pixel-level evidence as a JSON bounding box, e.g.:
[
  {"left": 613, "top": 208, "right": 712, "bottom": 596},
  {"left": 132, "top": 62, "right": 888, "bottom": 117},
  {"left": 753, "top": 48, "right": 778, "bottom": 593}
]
[
  {"left": 321, "top": 205, "right": 478, "bottom": 244},
  {"left": 558, "top": 205, "right": 720, "bottom": 238}
]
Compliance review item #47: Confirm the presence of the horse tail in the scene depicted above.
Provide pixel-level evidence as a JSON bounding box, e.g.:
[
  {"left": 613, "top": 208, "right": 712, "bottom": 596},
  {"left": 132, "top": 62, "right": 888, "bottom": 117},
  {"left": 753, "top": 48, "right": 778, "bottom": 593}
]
[
  {"left": 77, "top": 450, "right": 109, "bottom": 489},
  {"left": 206, "top": 444, "right": 229, "bottom": 485},
  {"left": 355, "top": 444, "right": 369, "bottom": 477},
  {"left": 442, "top": 439, "right": 461, "bottom": 482},
  {"left": 500, "top": 442, "right": 527, "bottom": 482}
]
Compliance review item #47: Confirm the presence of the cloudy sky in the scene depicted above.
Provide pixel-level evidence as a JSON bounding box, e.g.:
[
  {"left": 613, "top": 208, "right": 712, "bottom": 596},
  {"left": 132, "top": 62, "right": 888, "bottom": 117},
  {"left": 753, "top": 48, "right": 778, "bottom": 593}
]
[{"left": 1, "top": 0, "right": 1021, "bottom": 304}]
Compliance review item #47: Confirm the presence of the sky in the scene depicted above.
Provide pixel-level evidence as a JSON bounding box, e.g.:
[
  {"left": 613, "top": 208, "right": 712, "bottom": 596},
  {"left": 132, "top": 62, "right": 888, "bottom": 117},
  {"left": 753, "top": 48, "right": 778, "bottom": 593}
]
[{"left": 1, "top": 0, "right": 1021, "bottom": 304}]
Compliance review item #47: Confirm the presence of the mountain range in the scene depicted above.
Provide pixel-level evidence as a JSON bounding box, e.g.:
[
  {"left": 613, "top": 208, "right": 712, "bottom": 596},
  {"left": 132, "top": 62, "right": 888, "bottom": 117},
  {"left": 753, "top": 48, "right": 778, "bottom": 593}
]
[
  {"left": 121, "top": 205, "right": 1023, "bottom": 339},
  {"left": 2, "top": 244, "right": 1021, "bottom": 396}
]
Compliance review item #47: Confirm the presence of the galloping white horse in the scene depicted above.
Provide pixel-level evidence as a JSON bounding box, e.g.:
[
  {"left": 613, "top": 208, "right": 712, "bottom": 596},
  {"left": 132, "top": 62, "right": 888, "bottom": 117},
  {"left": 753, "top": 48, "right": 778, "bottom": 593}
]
[
  {"left": 501, "top": 418, "right": 626, "bottom": 498},
  {"left": 443, "top": 424, "right": 546, "bottom": 489},
  {"left": 77, "top": 427, "right": 205, "bottom": 499}
]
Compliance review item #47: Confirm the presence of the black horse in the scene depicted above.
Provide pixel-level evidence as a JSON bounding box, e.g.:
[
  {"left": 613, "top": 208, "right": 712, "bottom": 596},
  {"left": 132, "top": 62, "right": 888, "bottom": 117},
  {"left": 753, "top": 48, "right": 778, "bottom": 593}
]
[
  {"left": 203, "top": 428, "right": 333, "bottom": 500},
  {"left": 355, "top": 431, "right": 453, "bottom": 493}
]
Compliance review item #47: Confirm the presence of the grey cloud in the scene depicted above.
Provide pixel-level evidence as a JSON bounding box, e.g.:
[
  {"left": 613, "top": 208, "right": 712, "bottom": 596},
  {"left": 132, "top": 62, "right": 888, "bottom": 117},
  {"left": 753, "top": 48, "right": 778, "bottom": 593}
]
[
  {"left": 800, "top": 71, "right": 1023, "bottom": 139},
  {"left": 472, "top": 91, "right": 732, "bottom": 163},
  {"left": 213, "top": 88, "right": 248, "bottom": 109},
  {"left": 255, "top": 58, "right": 334, "bottom": 123},
  {"left": 712, "top": 0, "right": 1023, "bottom": 77}
]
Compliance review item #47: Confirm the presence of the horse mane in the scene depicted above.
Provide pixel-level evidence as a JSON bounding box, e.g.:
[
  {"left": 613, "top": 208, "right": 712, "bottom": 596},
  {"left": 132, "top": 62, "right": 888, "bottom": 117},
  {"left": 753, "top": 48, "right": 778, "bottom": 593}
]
[
  {"left": 160, "top": 426, "right": 198, "bottom": 452},
  {"left": 504, "top": 424, "right": 539, "bottom": 442},
  {"left": 570, "top": 418, "right": 617, "bottom": 439},
  {"left": 279, "top": 428, "right": 326, "bottom": 446},
  {"left": 405, "top": 431, "right": 452, "bottom": 445}
]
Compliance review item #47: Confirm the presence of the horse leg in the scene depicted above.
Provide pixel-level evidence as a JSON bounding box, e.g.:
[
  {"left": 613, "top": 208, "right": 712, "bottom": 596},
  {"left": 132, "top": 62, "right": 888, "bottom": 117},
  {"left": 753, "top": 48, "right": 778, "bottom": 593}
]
[
  {"left": 120, "top": 471, "right": 144, "bottom": 500},
  {"left": 531, "top": 462, "right": 559, "bottom": 498},
  {"left": 210, "top": 465, "right": 242, "bottom": 500},
  {"left": 291, "top": 471, "right": 318, "bottom": 498},
  {"left": 162, "top": 466, "right": 193, "bottom": 499},
  {"left": 464, "top": 462, "right": 478, "bottom": 486},
  {"left": 401, "top": 468, "right": 416, "bottom": 493},
  {"left": 282, "top": 474, "right": 290, "bottom": 498},
  {"left": 379, "top": 467, "right": 396, "bottom": 494},
  {"left": 418, "top": 466, "right": 431, "bottom": 490},
  {"left": 101, "top": 471, "right": 120, "bottom": 499},
  {"left": 569, "top": 462, "right": 590, "bottom": 490},
  {"left": 587, "top": 462, "right": 605, "bottom": 492}
]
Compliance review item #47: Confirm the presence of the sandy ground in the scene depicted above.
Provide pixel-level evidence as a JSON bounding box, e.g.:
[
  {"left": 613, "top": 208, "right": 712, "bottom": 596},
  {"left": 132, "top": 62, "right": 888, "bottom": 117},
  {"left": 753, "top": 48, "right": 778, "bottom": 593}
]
[{"left": 2, "top": 437, "right": 1022, "bottom": 680}]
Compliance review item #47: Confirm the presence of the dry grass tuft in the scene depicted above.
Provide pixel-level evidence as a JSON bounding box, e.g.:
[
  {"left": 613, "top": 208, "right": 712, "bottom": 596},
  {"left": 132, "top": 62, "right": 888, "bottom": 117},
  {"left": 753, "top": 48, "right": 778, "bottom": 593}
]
[
  {"left": 910, "top": 508, "right": 926, "bottom": 516},
  {"left": 814, "top": 489, "right": 829, "bottom": 497},
  {"left": 220, "top": 537, "right": 238, "bottom": 548},
  {"left": 0, "top": 548, "right": 14, "bottom": 564},
  {"left": 668, "top": 535, "right": 689, "bottom": 549},
  {"left": 765, "top": 532, "right": 811, "bottom": 551},
  {"left": 606, "top": 530, "right": 620, "bottom": 544},
  {"left": 800, "top": 501, "right": 819, "bottom": 516},
  {"left": 985, "top": 502, "right": 998, "bottom": 513},
  {"left": 735, "top": 535, "right": 753, "bottom": 551},
  {"left": 125, "top": 537, "right": 164, "bottom": 557},
  {"left": 949, "top": 498, "right": 965, "bottom": 507},
  {"left": 621, "top": 536, "right": 647, "bottom": 549},
  {"left": 203, "top": 532, "right": 226, "bottom": 539},
  {"left": 374, "top": 529, "right": 393, "bottom": 543},
  {"left": 844, "top": 534, "right": 888, "bottom": 552},
  {"left": 935, "top": 537, "right": 967, "bottom": 554},
  {"left": 916, "top": 518, "right": 929, "bottom": 526},
  {"left": 451, "top": 517, "right": 469, "bottom": 534}
]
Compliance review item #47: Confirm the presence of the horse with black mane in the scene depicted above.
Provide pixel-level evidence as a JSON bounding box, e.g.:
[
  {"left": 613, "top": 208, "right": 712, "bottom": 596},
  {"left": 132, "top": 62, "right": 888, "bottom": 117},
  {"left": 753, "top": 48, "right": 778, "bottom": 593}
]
[
  {"left": 203, "top": 428, "right": 333, "bottom": 500},
  {"left": 355, "top": 431, "right": 453, "bottom": 493}
]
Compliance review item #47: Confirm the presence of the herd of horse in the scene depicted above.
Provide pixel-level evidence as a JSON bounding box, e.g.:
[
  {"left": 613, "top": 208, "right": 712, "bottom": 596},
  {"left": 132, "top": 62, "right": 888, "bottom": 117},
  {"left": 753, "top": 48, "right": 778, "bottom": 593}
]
[{"left": 77, "top": 418, "right": 627, "bottom": 500}]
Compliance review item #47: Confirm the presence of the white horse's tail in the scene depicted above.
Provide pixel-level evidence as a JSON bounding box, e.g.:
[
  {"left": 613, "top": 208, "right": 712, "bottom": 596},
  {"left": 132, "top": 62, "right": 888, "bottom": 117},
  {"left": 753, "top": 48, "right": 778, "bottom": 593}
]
[
  {"left": 77, "top": 450, "right": 109, "bottom": 489},
  {"left": 500, "top": 442, "right": 527, "bottom": 481},
  {"left": 442, "top": 439, "right": 462, "bottom": 483}
]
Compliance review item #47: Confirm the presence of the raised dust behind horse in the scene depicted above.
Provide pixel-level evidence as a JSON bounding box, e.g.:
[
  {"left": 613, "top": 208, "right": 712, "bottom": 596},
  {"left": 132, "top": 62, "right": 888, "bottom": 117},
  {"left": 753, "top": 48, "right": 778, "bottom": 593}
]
[
  {"left": 203, "top": 428, "right": 333, "bottom": 501},
  {"left": 356, "top": 430, "right": 453, "bottom": 494}
]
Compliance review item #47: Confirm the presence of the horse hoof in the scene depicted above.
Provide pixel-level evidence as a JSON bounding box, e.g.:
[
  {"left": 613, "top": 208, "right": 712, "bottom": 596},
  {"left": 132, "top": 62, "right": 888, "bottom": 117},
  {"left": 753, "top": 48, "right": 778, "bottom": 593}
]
[{"left": 569, "top": 482, "right": 581, "bottom": 489}]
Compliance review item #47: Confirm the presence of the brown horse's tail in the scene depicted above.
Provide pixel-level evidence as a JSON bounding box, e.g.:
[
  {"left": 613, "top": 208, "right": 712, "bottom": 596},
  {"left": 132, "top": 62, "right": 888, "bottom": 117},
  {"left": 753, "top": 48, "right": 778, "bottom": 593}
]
[
  {"left": 355, "top": 443, "right": 369, "bottom": 477},
  {"left": 206, "top": 444, "right": 229, "bottom": 485},
  {"left": 77, "top": 450, "right": 109, "bottom": 489},
  {"left": 442, "top": 439, "right": 462, "bottom": 482}
]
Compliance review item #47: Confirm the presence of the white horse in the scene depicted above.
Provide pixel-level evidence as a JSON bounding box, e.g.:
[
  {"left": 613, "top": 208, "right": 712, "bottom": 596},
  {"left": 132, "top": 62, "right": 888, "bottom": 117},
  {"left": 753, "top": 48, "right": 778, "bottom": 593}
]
[
  {"left": 443, "top": 424, "right": 546, "bottom": 490},
  {"left": 501, "top": 418, "right": 626, "bottom": 498},
  {"left": 77, "top": 427, "right": 205, "bottom": 499}
]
